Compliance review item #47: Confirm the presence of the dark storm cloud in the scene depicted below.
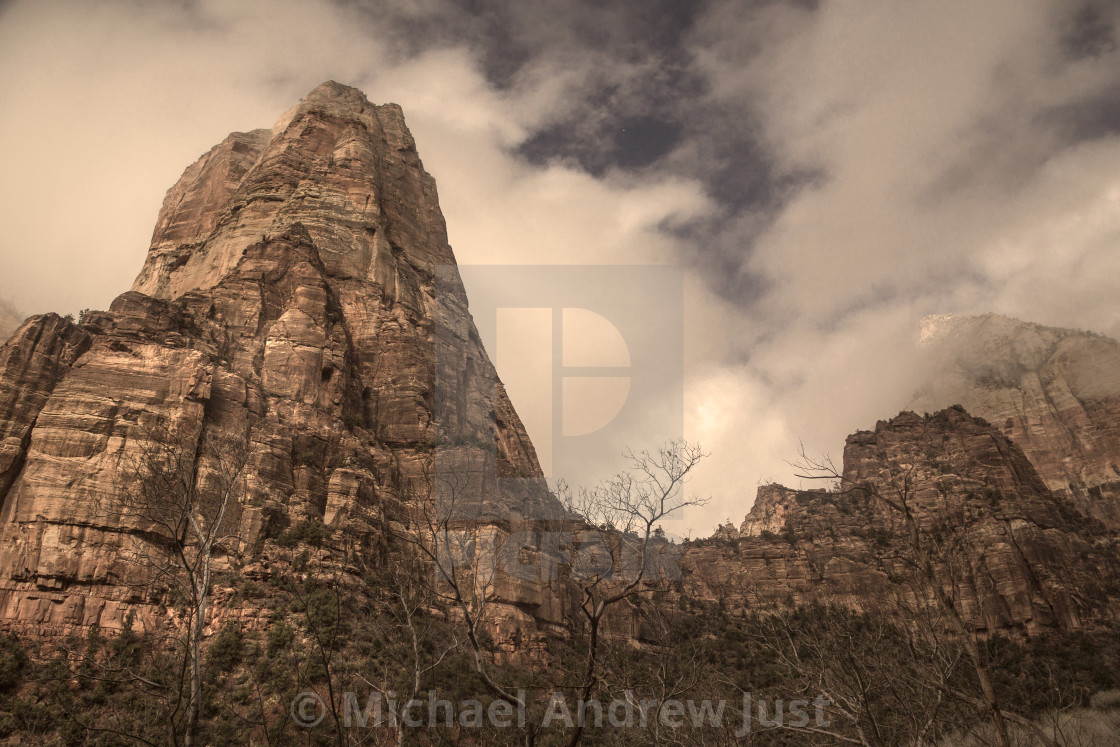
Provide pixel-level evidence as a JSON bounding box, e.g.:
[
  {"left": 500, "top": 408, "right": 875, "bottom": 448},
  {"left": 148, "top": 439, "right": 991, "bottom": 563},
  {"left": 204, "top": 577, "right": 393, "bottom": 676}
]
[
  {"left": 516, "top": 62, "right": 704, "bottom": 177},
  {"left": 330, "top": 0, "right": 813, "bottom": 318},
  {"left": 340, "top": 0, "right": 787, "bottom": 200},
  {"left": 1060, "top": 2, "right": 1118, "bottom": 60},
  {"left": 366, "top": 0, "right": 713, "bottom": 175},
  {"left": 1040, "top": 83, "right": 1120, "bottom": 142},
  {"left": 340, "top": 0, "right": 707, "bottom": 87}
]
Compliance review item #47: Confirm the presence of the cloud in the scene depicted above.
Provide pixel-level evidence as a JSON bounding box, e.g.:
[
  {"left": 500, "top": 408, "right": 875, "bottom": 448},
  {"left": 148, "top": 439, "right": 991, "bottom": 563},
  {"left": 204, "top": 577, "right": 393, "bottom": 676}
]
[
  {"left": 0, "top": 0, "right": 392, "bottom": 315},
  {"left": 670, "top": 0, "right": 1120, "bottom": 526},
  {"left": 0, "top": 0, "right": 717, "bottom": 511}
]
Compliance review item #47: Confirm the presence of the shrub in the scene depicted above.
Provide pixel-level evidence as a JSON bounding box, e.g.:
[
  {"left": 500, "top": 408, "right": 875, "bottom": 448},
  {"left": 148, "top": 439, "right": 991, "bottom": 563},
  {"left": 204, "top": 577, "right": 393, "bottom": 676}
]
[
  {"left": 276, "top": 520, "right": 329, "bottom": 548},
  {"left": 267, "top": 622, "right": 294, "bottom": 658},
  {"left": 208, "top": 623, "right": 243, "bottom": 674},
  {"left": 1091, "top": 689, "right": 1120, "bottom": 711},
  {"left": 0, "top": 634, "right": 27, "bottom": 692}
]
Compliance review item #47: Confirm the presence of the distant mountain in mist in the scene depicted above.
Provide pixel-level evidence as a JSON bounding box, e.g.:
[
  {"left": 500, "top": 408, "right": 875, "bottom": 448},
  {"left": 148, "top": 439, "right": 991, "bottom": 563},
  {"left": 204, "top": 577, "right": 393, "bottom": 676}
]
[
  {"left": 0, "top": 300, "right": 21, "bottom": 343},
  {"left": 911, "top": 312, "right": 1120, "bottom": 528}
]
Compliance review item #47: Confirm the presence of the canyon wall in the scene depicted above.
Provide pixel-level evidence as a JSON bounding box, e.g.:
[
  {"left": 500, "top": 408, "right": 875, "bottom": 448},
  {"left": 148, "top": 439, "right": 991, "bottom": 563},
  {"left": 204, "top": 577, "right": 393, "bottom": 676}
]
[
  {"left": 0, "top": 82, "right": 569, "bottom": 649},
  {"left": 682, "top": 407, "right": 1119, "bottom": 634},
  {"left": 1, "top": 84, "right": 1116, "bottom": 653},
  {"left": 912, "top": 313, "right": 1120, "bottom": 529}
]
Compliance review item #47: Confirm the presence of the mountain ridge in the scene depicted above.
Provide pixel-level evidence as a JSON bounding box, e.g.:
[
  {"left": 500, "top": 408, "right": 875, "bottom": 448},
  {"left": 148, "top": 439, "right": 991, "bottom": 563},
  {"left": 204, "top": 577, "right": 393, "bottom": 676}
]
[{"left": 911, "top": 312, "right": 1120, "bottom": 529}]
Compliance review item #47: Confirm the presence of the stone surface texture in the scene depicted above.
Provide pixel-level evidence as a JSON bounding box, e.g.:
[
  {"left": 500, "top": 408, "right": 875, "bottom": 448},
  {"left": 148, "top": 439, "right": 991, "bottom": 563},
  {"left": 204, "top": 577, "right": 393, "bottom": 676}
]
[
  {"left": 0, "top": 84, "right": 1116, "bottom": 651},
  {"left": 0, "top": 82, "right": 567, "bottom": 648},
  {"left": 682, "top": 407, "right": 1119, "bottom": 634}
]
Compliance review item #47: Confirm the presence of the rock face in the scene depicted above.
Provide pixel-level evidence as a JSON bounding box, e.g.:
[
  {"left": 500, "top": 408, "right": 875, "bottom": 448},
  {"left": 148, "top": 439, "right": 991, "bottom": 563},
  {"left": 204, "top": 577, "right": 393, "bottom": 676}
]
[
  {"left": 1, "top": 84, "right": 1115, "bottom": 651},
  {"left": 911, "top": 313, "right": 1120, "bottom": 530},
  {"left": 682, "top": 407, "right": 1120, "bottom": 634},
  {"left": 0, "top": 82, "right": 567, "bottom": 642}
]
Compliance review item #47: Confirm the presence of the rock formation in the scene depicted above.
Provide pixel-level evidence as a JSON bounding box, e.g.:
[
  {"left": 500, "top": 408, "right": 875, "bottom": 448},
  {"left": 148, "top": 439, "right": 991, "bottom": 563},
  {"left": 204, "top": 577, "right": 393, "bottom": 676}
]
[
  {"left": 1, "top": 83, "right": 1115, "bottom": 654},
  {"left": 911, "top": 313, "right": 1120, "bottom": 529},
  {"left": 682, "top": 407, "right": 1119, "bottom": 634},
  {"left": 0, "top": 82, "right": 567, "bottom": 644}
]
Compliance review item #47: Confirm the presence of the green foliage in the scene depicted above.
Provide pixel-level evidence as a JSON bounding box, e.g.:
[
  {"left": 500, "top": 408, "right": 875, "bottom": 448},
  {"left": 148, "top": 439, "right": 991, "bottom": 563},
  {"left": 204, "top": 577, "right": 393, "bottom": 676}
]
[
  {"left": 275, "top": 519, "right": 329, "bottom": 548},
  {"left": 855, "top": 525, "right": 894, "bottom": 548},
  {"left": 3, "top": 544, "right": 1119, "bottom": 746},
  {"left": 0, "top": 634, "right": 27, "bottom": 692},
  {"left": 986, "top": 628, "right": 1120, "bottom": 713},
  {"left": 266, "top": 621, "right": 295, "bottom": 658},
  {"left": 110, "top": 611, "right": 141, "bottom": 665},
  {"left": 208, "top": 623, "right": 242, "bottom": 674}
]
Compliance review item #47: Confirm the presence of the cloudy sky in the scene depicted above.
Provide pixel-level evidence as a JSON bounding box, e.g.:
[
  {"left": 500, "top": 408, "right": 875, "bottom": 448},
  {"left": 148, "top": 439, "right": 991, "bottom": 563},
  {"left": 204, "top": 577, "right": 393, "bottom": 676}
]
[{"left": 2, "top": 0, "right": 1119, "bottom": 534}]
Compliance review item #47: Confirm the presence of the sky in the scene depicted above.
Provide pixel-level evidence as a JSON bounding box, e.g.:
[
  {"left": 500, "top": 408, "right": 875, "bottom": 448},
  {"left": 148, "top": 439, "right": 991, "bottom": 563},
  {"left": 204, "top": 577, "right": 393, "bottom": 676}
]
[{"left": 2, "top": 0, "right": 1119, "bottom": 535}]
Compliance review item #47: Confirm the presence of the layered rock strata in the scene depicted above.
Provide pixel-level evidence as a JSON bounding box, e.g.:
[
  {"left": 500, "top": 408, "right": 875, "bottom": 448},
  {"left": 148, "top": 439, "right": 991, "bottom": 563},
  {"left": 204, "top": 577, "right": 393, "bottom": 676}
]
[
  {"left": 682, "top": 407, "right": 1119, "bottom": 634},
  {"left": 2, "top": 84, "right": 1116, "bottom": 652},
  {"left": 912, "top": 314, "right": 1120, "bottom": 529},
  {"left": 0, "top": 82, "right": 568, "bottom": 647}
]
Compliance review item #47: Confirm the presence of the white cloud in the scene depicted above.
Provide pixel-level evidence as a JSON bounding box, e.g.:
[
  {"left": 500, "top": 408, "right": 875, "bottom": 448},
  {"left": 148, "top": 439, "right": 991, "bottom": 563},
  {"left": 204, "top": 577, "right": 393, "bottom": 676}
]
[{"left": 663, "top": 0, "right": 1120, "bottom": 531}]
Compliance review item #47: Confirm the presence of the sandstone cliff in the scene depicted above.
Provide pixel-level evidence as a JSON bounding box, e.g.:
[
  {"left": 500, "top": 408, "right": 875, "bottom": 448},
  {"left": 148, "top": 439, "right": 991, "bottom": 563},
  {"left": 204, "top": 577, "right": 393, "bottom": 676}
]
[
  {"left": 0, "top": 82, "right": 567, "bottom": 645},
  {"left": 2, "top": 83, "right": 1116, "bottom": 654},
  {"left": 683, "top": 407, "right": 1119, "bottom": 634},
  {"left": 911, "top": 313, "right": 1120, "bottom": 530}
]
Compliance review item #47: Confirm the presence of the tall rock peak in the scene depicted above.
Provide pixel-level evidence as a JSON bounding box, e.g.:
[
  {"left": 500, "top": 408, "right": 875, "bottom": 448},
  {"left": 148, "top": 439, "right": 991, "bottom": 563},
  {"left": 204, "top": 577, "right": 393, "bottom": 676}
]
[
  {"left": 133, "top": 81, "right": 448, "bottom": 302},
  {"left": 0, "top": 84, "right": 555, "bottom": 638}
]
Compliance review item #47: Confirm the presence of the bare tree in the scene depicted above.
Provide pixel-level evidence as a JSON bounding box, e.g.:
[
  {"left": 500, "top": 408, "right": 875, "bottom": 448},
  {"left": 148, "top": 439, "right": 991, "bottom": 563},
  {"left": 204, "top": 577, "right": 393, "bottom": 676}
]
[
  {"left": 391, "top": 448, "right": 537, "bottom": 744},
  {"left": 347, "top": 549, "right": 461, "bottom": 747},
  {"left": 557, "top": 439, "right": 709, "bottom": 747},
  {"left": 733, "top": 599, "right": 968, "bottom": 746},
  {"left": 793, "top": 448, "right": 1017, "bottom": 747},
  {"left": 114, "top": 417, "right": 250, "bottom": 746}
]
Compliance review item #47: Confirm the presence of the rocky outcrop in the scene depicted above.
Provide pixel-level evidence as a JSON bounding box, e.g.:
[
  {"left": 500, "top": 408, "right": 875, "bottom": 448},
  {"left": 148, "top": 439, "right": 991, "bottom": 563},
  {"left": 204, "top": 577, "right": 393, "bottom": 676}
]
[
  {"left": 0, "top": 82, "right": 568, "bottom": 643},
  {"left": 739, "top": 484, "right": 798, "bottom": 537},
  {"left": 682, "top": 407, "right": 1119, "bottom": 634},
  {"left": 912, "top": 314, "right": 1120, "bottom": 530}
]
